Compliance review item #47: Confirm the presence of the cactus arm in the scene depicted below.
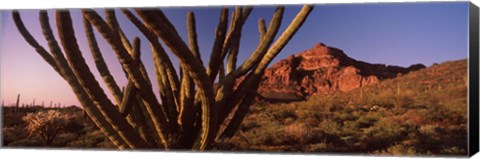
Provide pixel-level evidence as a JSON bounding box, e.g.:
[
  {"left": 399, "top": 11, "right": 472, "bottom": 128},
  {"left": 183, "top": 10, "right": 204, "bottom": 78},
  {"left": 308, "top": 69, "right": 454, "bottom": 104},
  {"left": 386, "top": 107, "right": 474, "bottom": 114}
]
[
  {"left": 83, "top": 10, "right": 172, "bottom": 149},
  {"left": 218, "top": 62, "right": 226, "bottom": 83},
  {"left": 221, "top": 7, "right": 242, "bottom": 57},
  {"left": 121, "top": 9, "right": 181, "bottom": 108},
  {"left": 220, "top": 8, "right": 240, "bottom": 74},
  {"left": 135, "top": 9, "right": 217, "bottom": 150},
  {"left": 226, "top": 36, "right": 240, "bottom": 74},
  {"left": 217, "top": 6, "right": 283, "bottom": 92},
  {"left": 242, "top": 7, "right": 253, "bottom": 21},
  {"left": 41, "top": 11, "right": 131, "bottom": 148},
  {"left": 186, "top": 11, "right": 202, "bottom": 63},
  {"left": 258, "top": 18, "right": 266, "bottom": 40},
  {"left": 217, "top": 5, "right": 313, "bottom": 129},
  {"left": 214, "top": 7, "right": 284, "bottom": 119},
  {"left": 210, "top": 7, "right": 251, "bottom": 82},
  {"left": 105, "top": 10, "right": 153, "bottom": 88},
  {"left": 219, "top": 74, "right": 261, "bottom": 138},
  {"left": 150, "top": 44, "right": 173, "bottom": 110},
  {"left": 83, "top": 16, "right": 123, "bottom": 104},
  {"left": 105, "top": 9, "right": 132, "bottom": 51},
  {"left": 55, "top": 11, "right": 150, "bottom": 149},
  {"left": 254, "top": 5, "right": 314, "bottom": 74},
  {"left": 218, "top": 5, "right": 314, "bottom": 137},
  {"left": 119, "top": 10, "right": 178, "bottom": 130},
  {"left": 178, "top": 11, "right": 198, "bottom": 136},
  {"left": 119, "top": 80, "right": 136, "bottom": 116},
  {"left": 217, "top": 73, "right": 258, "bottom": 124},
  {"left": 15, "top": 11, "right": 130, "bottom": 149},
  {"left": 206, "top": 8, "right": 229, "bottom": 82},
  {"left": 225, "top": 7, "right": 252, "bottom": 74},
  {"left": 178, "top": 65, "right": 195, "bottom": 130},
  {"left": 12, "top": 11, "right": 63, "bottom": 76},
  {"left": 231, "top": 6, "right": 284, "bottom": 78},
  {"left": 119, "top": 38, "right": 156, "bottom": 139},
  {"left": 120, "top": 38, "right": 141, "bottom": 117}
]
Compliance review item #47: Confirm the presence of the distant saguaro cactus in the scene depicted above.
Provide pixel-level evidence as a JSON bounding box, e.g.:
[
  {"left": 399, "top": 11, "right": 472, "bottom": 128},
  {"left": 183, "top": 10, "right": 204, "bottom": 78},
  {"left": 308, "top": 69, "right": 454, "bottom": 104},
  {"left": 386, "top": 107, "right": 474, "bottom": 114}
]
[
  {"left": 13, "top": 5, "right": 313, "bottom": 150},
  {"left": 14, "top": 94, "right": 20, "bottom": 113}
]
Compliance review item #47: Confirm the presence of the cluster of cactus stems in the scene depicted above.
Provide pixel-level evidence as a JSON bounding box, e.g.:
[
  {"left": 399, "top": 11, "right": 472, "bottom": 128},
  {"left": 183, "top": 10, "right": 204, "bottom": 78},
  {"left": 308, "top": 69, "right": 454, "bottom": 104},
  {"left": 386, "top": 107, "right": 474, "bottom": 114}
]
[{"left": 13, "top": 5, "right": 313, "bottom": 150}]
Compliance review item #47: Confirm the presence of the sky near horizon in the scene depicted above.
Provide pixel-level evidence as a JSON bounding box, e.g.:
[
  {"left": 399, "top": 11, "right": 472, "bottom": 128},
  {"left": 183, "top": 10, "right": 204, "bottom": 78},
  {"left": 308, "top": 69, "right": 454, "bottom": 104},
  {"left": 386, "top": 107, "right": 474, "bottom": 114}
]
[{"left": 0, "top": 2, "right": 469, "bottom": 106}]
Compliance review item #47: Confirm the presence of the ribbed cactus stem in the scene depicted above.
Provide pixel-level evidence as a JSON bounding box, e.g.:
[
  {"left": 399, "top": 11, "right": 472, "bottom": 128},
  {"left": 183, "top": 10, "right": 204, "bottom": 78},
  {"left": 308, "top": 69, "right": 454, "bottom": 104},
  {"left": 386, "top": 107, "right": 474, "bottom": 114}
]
[
  {"left": 206, "top": 8, "right": 229, "bottom": 82},
  {"left": 12, "top": 11, "right": 63, "bottom": 76},
  {"left": 254, "top": 5, "right": 314, "bottom": 74},
  {"left": 226, "top": 37, "right": 240, "bottom": 74},
  {"left": 219, "top": 75, "right": 260, "bottom": 138},
  {"left": 136, "top": 9, "right": 217, "bottom": 150},
  {"left": 83, "top": 10, "right": 171, "bottom": 148},
  {"left": 258, "top": 18, "right": 266, "bottom": 40},
  {"left": 15, "top": 11, "right": 132, "bottom": 148},
  {"left": 56, "top": 11, "right": 149, "bottom": 149},
  {"left": 225, "top": 8, "right": 251, "bottom": 75},
  {"left": 187, "top": 11, "right": 202, "bottom": 62},
  {"left": 122, "top": 9, "right": 181, "bottom": 110},
  {"left": 175, "top": 12, "right": 200, "bottom": 145},
  {"left": 231, "top": 6, "right": 284, "bottom": 78},
  {"left": 83, "top": 16, "right": 123, "bottom": 104},
  {"left": 119, "top": 80, "right": 136, "bottom": 116},
  {"left": 214, "top": 7, "right": 284, "bottom": 115}
]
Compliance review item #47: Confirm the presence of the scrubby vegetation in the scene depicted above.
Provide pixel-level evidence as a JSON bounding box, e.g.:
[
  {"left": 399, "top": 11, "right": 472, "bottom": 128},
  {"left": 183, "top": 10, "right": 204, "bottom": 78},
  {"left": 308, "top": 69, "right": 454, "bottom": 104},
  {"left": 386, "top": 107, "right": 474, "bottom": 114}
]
[
  {"left": 2, "top": 59, "right": 468, "bottom": 156},
  {"left": 213, "top": 59, "right": 468, "bottom": 156},
  {"left": 2, "top": 106, "right": 115, "bottom": 149}
]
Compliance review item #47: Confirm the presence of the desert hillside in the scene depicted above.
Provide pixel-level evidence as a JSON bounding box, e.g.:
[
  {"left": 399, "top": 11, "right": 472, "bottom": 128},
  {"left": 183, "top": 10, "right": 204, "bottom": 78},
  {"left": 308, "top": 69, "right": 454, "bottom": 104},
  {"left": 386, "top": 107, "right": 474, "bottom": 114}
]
[{"left": 217, "top": 59, "right": 467, "bottom": 156}]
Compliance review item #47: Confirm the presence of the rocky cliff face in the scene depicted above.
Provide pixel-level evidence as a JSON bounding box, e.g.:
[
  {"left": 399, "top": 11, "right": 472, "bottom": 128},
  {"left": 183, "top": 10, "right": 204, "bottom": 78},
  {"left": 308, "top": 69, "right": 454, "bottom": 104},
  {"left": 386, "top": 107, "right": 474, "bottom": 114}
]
[{"left": 258, "top": 43, "right": 425, "bottom": 101}]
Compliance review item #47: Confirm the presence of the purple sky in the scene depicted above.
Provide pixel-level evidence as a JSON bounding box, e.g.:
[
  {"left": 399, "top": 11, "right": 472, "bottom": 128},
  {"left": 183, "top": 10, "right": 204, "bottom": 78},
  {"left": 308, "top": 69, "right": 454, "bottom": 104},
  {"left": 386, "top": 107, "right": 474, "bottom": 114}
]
[{"left": 0, "top": 2, "right": 469, "bottom": 106}]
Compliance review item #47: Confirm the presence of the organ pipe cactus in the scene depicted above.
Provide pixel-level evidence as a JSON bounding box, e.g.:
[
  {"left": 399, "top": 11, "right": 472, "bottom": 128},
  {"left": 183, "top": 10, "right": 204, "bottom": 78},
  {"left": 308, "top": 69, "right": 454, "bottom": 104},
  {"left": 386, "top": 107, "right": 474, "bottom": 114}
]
[{"left": 12, "top": 5, "right": 313, "bottom": 150}]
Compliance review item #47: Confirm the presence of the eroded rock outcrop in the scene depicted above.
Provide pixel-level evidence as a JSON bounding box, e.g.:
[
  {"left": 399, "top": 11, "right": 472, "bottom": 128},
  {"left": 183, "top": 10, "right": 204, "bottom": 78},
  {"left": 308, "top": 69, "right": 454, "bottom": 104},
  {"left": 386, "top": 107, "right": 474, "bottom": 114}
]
[{"left": 257, "top": 43, "right": 425, "bottom": 101}]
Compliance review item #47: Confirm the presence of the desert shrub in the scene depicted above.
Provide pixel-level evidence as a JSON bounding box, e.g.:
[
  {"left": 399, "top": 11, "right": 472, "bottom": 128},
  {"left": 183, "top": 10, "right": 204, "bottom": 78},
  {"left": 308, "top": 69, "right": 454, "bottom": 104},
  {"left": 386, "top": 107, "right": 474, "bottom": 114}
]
[
  {"left": 393, "top": 95, "right": 415, "bottom": 109},
  {"left": 360, "top": 119, "right": 410, "bottom": 151},
  {"left": 265, "top": 105, "right": 298, "bottom": 122},
  {"left": 22, "top": 110, "right": 83, "bottom": 146},
  {"left": 332, "top": 112, "right": 357, "bottom": 124},
  {"left": 282, "top": 123, "right": 316, "bottom": 145},
  {"left": 367, "top": 92, "right": 395, "bottom": 109},
  {"left": 354, "top": 116, "right": 378, "bottom": 129},
  {"left": 241, "top": 121, "right": 285, "bottom": 145},
  {"left": 317, "top": 119, "right": 342, "bottom": 136}
]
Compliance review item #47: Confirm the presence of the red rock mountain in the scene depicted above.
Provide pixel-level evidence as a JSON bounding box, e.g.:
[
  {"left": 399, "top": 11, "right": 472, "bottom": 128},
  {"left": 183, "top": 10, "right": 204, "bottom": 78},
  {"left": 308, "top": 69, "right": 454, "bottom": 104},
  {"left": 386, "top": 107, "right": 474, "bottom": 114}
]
[{"left": 257, "top": 43, "right": 426, "bottom": 101}]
